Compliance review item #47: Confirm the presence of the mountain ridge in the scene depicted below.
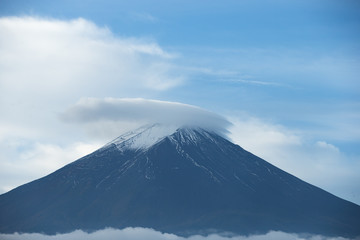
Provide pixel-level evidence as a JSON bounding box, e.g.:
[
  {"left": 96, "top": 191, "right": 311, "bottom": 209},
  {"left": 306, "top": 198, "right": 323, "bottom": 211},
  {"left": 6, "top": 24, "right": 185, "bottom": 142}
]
[{"left": 0, "top": 125, "right": 359, "bottom": 237}]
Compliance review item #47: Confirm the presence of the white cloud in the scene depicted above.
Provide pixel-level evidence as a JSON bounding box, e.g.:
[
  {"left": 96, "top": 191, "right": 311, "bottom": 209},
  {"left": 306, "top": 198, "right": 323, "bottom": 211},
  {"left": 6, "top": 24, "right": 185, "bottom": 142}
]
[
  {"left": 316, "top": 141, "right": 340, "bottom": 153},
  {"left": 228, "top": 115, "right": 360, "bottom": 205},
  {"left": 60, "top": 98, "right": 231, "bottom": 139},
  {"left": 0, "top": 16, "right": 183, "bottom": 193},
  {"left": 0, "top": 16, "right": 179, "bottom": 96},
  {"left": 0, "top": 228, "right": 355, "bottom": 240},
  {"left": 0, "top": 16, "right": 182, "bottom": 137},
  {"left": 0, "top": 16, "right": 184, "bottom": 142}
]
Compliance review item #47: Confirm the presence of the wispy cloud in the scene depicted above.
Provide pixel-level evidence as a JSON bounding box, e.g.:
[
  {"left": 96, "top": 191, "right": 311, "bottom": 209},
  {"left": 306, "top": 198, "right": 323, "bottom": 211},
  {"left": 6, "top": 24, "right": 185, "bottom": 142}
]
[
  {"left": 182, "top": 46, "right": 360, "bottom": 91},
  {"left": 131, "top": 12, "right": 158, "bottom": 22},
  {"left": 225, "top": 78, "right": 286, "bottom": 87},
  {"left": 182, "top": 66, "right": 290, "bottom": 88}
]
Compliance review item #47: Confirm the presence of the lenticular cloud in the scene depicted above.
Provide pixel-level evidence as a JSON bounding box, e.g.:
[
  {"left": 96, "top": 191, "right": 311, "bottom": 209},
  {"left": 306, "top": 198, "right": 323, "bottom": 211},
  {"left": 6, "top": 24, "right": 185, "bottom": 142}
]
[{"left": 61, "top": 98, "right": 231, "bottom": 135}]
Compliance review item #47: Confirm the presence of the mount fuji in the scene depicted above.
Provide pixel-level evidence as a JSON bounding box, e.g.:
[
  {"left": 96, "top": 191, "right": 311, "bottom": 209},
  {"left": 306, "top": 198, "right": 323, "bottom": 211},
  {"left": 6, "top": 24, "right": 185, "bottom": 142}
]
[{"left": 0, "top": 124, "right": 359, "bottom": 238}]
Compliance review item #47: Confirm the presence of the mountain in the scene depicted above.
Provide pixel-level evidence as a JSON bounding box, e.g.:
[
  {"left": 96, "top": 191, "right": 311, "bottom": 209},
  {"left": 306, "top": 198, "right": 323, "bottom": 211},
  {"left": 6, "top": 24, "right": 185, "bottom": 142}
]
[{"left": 0, "top": 124, "right": 360, "bottom": 238}]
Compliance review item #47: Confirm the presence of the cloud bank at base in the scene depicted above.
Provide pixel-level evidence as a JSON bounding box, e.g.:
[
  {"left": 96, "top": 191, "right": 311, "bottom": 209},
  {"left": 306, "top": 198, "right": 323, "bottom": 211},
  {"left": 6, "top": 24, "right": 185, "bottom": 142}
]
[
  {"left": 0, "top": 228, "right": 355, "bottom": 240},
  {"left": 61, "top": 98, "right": 231, "bottom": 138}
]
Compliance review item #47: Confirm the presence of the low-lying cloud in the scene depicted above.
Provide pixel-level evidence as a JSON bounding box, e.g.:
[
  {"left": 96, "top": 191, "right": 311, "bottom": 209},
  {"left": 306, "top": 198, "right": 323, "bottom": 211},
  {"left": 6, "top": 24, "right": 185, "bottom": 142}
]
[
  {"left": 0, "top": 228, "right": 355, "bottom": 240},
  {"left": 61, "top": 98, "right": 231, "bottom": 138}
]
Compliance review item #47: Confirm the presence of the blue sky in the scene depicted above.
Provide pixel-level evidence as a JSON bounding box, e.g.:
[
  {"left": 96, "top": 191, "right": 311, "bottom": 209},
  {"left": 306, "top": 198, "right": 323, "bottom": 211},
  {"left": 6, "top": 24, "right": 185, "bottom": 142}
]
[{"left": 0, "top": 0, "right": 359, "bottom": 205}]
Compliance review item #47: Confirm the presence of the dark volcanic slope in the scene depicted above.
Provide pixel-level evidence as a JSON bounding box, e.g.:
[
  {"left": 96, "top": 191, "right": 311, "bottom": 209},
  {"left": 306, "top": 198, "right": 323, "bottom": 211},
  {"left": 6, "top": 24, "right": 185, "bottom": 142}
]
[{"left": 0, "top": 127, "right": 359, "bottom": 237}]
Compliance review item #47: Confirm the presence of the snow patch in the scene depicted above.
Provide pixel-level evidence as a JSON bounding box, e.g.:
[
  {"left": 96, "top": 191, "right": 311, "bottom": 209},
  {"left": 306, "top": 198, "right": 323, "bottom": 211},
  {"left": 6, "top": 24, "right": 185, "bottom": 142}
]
[
  {"left": 106, "top": 124, "right": 178, "bottom": 150},
  {"left": 169, "top": 127, "right": 219, "bottom": 146}
]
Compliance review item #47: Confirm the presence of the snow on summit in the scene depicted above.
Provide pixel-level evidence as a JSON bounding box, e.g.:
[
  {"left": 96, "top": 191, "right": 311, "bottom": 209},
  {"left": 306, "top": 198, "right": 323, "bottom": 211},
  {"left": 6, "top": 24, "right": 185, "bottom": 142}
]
[
  {"left": 107, "top": 124, "right": 178, "bottom": 150},
  {"left": 104, "top": 124, "right": 224, "bottom": 151}
]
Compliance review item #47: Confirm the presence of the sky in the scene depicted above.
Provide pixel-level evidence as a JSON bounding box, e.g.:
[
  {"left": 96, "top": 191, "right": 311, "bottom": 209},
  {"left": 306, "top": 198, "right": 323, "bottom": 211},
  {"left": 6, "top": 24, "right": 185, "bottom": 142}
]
[{"left": 0, "top": 0, "right": 359, "bottom": 214}]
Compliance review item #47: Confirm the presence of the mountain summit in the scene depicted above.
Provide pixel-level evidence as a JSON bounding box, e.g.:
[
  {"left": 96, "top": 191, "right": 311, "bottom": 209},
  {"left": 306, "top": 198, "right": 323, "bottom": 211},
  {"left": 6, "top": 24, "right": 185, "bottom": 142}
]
[{"left": 0, "top": 125, "right": 359, "bottom": 237}]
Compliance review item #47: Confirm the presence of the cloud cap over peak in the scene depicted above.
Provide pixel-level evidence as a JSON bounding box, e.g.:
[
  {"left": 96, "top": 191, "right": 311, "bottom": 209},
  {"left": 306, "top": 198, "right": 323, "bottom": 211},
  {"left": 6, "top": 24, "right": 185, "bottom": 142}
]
[{"left": 61, "top": 98, "right": 231, "bottom": 137}]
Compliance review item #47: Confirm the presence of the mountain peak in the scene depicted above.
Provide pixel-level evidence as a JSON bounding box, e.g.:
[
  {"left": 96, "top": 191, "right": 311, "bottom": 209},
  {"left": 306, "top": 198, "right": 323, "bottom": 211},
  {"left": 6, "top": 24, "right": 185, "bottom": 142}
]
[
  {"left": 105, "top": 124, "right": 220, "bottom": 151},
  {"left": 1, "top": 124, "right": 360, "bottom": 238},
  {"left": 168, "top": 127, "right": 221, "bottom": 146},
  {"left": 105, "top": 124, "right": 178, "bottom": 151}
]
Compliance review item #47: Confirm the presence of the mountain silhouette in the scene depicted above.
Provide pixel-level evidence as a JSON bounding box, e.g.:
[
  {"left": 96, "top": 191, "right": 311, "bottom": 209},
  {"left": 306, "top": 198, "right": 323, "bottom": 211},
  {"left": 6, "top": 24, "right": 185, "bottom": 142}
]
[{"left": 0, "top": 125, "right": 359, "bottom": 237}]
